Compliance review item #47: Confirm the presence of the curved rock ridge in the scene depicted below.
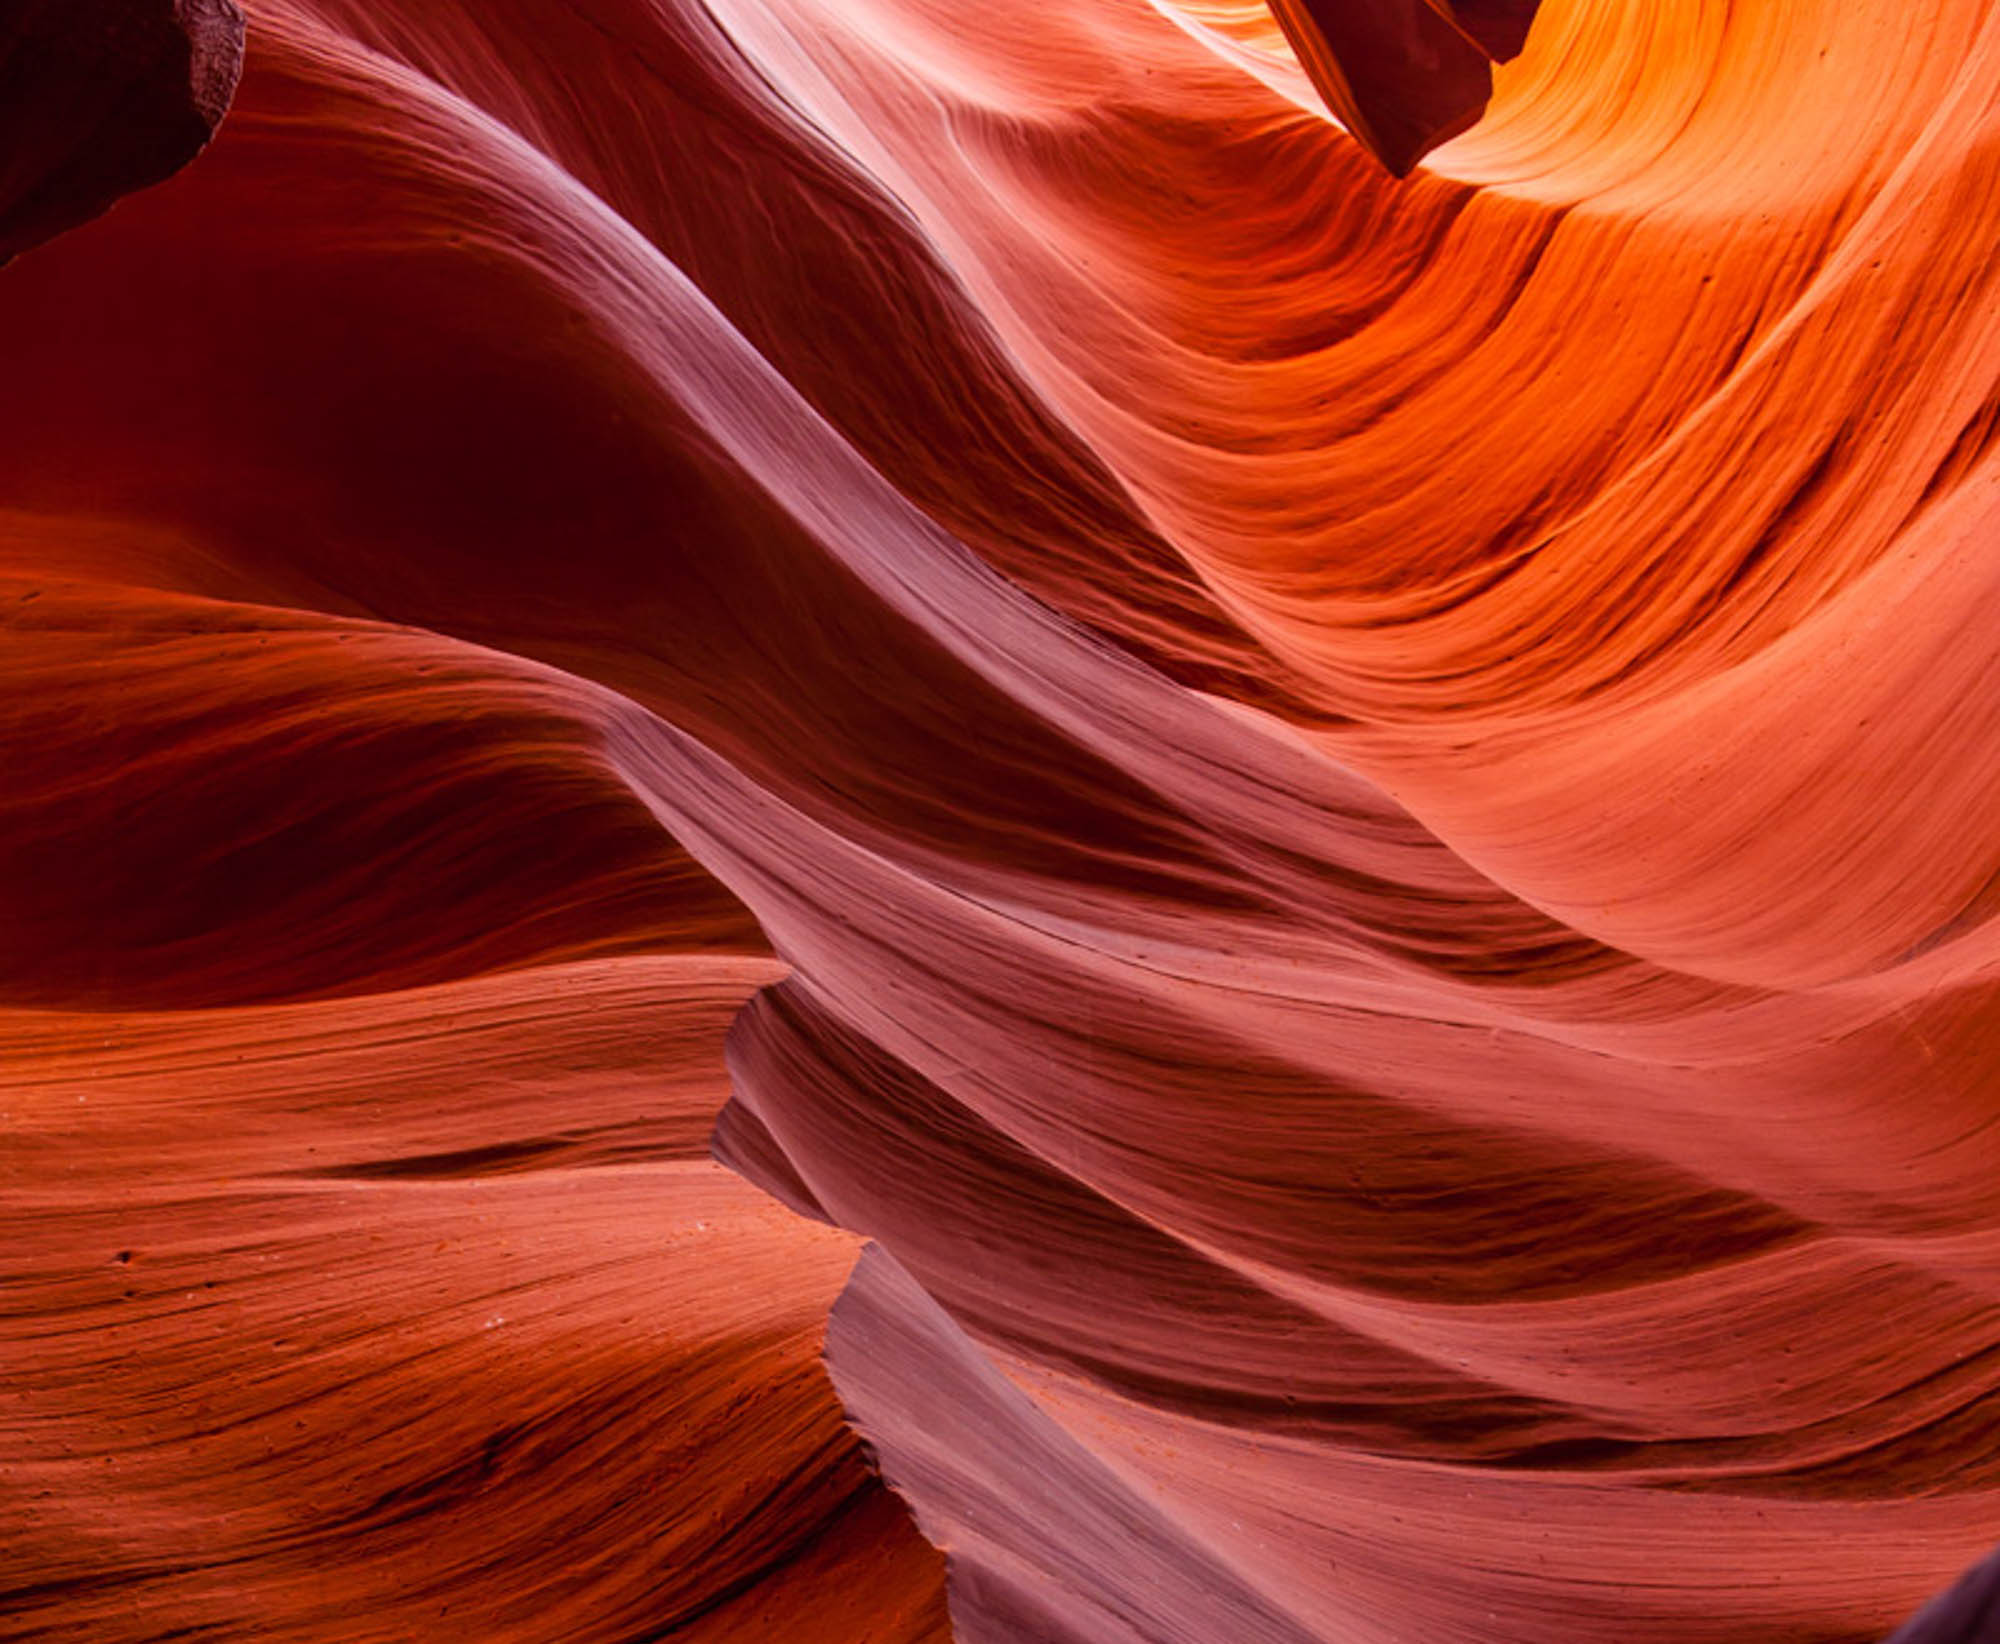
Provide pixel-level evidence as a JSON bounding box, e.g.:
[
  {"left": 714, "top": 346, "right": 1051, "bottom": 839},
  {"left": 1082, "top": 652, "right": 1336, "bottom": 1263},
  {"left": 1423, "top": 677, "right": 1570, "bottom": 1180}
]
[
  {"left": 1, "top": 953, "right": 948, "bottom": 1639},
  {"left": 2, "top": 0, "right": 1997, "bottom": 1641}
]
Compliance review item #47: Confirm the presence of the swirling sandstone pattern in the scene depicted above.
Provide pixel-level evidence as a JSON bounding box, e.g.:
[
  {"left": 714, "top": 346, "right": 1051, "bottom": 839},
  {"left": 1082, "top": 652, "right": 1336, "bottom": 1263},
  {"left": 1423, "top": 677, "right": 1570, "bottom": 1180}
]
[{"left": 4, "top": 0, "right": 1999, "bottom": 1640}]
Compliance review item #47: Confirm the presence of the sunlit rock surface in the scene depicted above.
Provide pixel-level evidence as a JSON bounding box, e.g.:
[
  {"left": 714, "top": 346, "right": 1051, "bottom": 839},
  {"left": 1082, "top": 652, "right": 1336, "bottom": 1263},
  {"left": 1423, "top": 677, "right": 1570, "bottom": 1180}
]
[{"left": 4, "top": 1, "right": 1999, "bottom": 1639}]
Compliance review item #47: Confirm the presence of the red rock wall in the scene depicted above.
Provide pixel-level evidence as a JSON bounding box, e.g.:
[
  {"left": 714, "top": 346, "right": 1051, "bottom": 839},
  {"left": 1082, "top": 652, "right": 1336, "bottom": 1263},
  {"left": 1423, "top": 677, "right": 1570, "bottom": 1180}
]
[{"left": 4, "top": 1, "right": 1996, "bottom": 1639}]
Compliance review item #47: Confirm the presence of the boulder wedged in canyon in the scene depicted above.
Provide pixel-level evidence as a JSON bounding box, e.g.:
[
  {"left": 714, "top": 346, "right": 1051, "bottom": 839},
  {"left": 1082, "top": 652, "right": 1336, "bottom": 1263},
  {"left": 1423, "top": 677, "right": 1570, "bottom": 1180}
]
[
  {"left": 1263, "top": 0, "right": 1533, "bottom": 175},
  {"left": 0, "top": 0, "right": 244, "bottom": 265},
  {"left": 1429, "top": 2, "right": 1539, "bottom": 60},
  {"left": 5, "top": 0, "right": 2000, "bottom": 1640}
]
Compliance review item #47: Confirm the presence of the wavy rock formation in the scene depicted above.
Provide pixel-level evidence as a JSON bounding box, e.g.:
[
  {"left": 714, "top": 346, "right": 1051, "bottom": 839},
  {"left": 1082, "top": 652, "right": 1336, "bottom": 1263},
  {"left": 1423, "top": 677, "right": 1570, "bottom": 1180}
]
[
  {"left": 4, "top": 0, "right": 1998, "bottom": 1640},
  {"left": 3, "top": 957, "right": 946, "bottom": 1640}
]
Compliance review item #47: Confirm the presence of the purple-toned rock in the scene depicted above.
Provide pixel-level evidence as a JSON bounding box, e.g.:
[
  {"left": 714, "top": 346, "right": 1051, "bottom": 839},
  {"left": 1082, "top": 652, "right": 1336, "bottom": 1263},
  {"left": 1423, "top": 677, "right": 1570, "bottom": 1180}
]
[{"left": 1885, "top": 1548, "right": 2000, "bottom": 1643}]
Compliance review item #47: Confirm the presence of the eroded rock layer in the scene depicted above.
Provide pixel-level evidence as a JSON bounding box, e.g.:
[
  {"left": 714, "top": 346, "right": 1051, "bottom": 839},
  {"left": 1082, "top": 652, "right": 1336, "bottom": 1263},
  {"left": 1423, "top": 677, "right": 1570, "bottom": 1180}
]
[{"left": 3, "top": 1, "right": 1997, "bottom": 1640}]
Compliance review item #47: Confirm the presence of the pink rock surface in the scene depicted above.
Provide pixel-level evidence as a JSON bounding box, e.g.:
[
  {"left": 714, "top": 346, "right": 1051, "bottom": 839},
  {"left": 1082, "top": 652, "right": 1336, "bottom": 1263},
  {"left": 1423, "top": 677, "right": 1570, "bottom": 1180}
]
[{"left": 3, "top": 1, "right": 1997, "bottom": 1640}]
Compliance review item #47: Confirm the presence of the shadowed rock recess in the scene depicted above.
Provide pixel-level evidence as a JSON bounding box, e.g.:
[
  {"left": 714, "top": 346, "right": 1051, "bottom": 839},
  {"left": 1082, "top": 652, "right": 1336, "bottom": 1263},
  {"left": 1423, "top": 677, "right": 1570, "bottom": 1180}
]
[
  {"left": 0, "top": 0, "right": 245, "bottom": 264},
  {"left": 4, "top": 1, "right": 1999, "bottom": 1640}
]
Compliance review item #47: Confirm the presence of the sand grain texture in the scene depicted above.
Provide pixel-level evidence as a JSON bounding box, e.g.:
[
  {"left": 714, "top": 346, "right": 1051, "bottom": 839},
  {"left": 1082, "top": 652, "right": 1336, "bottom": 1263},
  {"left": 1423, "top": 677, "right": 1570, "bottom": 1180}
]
[{"left": 4, "top": 0, "right": 1998, "bottom": 1639}]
